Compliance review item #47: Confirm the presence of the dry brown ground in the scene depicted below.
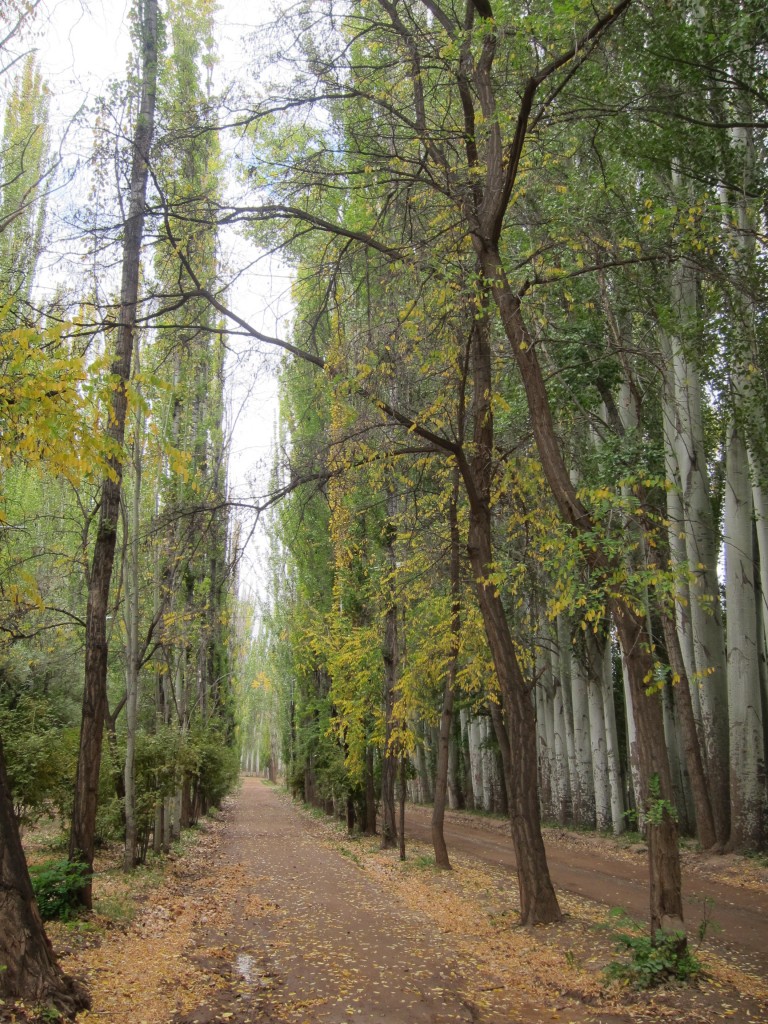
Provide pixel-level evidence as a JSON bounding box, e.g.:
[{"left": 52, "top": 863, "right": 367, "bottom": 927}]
[{"left": 2, "top": 779, "right": 766, "bottom": 1024}]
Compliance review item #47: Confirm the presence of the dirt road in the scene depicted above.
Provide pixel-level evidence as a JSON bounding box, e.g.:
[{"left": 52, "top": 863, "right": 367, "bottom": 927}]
[{"left": 404, "top": 805, "right": 768, "bottom": 978}]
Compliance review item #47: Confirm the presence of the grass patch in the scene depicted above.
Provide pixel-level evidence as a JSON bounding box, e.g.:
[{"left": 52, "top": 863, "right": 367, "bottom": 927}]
[
  {"left": 402, "top": 852, "right": 437, "bottom": 871},
  {"left": 92, "top": 893, "right": 136, "bottom": 924},
  {"left": 335, "top": 844, "right": 362, "bottom": 866}
]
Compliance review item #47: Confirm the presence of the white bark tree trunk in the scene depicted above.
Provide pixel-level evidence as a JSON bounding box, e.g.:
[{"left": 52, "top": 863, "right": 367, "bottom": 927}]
[
  {"left": 555, "top": 614, "right": 577, "bottom": 823},
  {"left": 668, "top": 291, "right": 730, "bottom": 841},
  {"left": 600, "top": 644, "right": 625, "bottom": 834},
  {"left": 724, "top": 422, "right": 765, "bottom": 848},
  {"left": 586, "top": 634, "right": 612, "bottom": 832},
  {"left": 466, "top": 711, "right": 483, "bottom": 810},
  {"left": 620, "top": 652, "right": 642, "bottom": 828},
  {"left": 570, "top": 644, "right": 595, "bottom": 828}
]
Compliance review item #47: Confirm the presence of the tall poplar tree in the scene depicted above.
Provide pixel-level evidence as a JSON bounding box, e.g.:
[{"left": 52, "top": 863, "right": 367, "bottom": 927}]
[{"left": 69, "top": 0, "right": 159, "bottom": 905}]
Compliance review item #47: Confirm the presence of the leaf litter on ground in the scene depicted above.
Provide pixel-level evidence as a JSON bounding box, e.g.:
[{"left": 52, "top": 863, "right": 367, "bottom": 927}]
[{"left": 6, "top": 787, "right": 767, "bottom": 1024}]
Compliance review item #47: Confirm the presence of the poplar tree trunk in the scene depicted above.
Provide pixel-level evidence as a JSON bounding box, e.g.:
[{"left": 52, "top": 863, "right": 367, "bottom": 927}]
[
  {"left": 380, "top": 489, "right": 399, "bottom": 849},
  {"left": 123, "top": 339, "right": 143, "bottom": 871},
  {"left": 586, "top": 635, "right": 612, "bottom": 832},
  {"left": 554, "top": 616, "right": 577, "bottom": 825},
  {"left": 0, "top": 737, "right": 90, "bottom": 1017},
  {"left": 721, "top": 115, "right": 767, "bottom": 851},
  {"left": 536, "top": 674, "right": 555, "bottom": 822},
  {"left": 488, "top": 699, "right": 513, "bottom": 812},
  {"left": 69, "top": 0, "right": 158, "bottom": 906},
  {"left": 665, "top": 247, "right": 730, "bottom": 844},
  {"left": 570, "top": 646, "right": 595, "bottom": 828},
  {"left": 661, "top": 613, "right": 717, "bottom": 850},
  {"left": 432, "top": 471, "right": 461, "bottom": 869},
  {"left": 364, "top": 744, "right": 377, "bottom": 835},
  {"left": 724, "top": 424, "right": 765, "bottom": 849}
]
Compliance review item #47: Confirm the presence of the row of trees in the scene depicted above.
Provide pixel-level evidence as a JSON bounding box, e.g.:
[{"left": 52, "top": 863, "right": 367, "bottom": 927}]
[
  {"left": 237, "top": 0, "right": 767, "bottom": 940},
  {"left": 1, "top": 0, "right": 242, "bottom": 1012},
  {"left": 1, "top": 0, "right": 766, "bottom": 1012}
]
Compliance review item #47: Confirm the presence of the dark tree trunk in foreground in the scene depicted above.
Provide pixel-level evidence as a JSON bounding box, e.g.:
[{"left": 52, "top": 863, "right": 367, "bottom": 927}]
[
  {"left": 457, "top": 306, "right": 561, "bottom": 925},
  {"left": 69, "top": 0, "right": 158, "bottom": 907},
  {"left": 0, "top": 737, "right": 90, "bottom": 1018}
]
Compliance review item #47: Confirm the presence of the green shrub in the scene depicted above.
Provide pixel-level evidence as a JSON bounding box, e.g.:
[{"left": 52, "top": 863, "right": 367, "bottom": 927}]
[
  {"left": 0, "top": 697, "right": 78, "bottom": 827},
  {"left": 29, "top": 859, "right": 91, "bottom": 921},
  {"left": 605, "top": 910, "right": 701, "bottom": 988},
  {"left": 191, "top": 728, "right": 240, "bottom": 811}
]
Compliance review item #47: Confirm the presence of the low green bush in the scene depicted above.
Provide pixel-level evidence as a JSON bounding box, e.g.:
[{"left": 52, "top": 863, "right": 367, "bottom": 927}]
[
  {"left": 29, "top": 859, "right": 91, "bottom": 921},
  {"left": 604, "top": 909, "right": 701, "bottom": 988}
]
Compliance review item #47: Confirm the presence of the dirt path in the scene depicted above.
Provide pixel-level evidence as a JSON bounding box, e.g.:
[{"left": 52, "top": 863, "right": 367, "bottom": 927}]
[
  {"left": 405, "top": 805, "right": 768, "bottom": 978},
  {"left": 163, "top": 778, "right": 569, "bottom": 1024}
]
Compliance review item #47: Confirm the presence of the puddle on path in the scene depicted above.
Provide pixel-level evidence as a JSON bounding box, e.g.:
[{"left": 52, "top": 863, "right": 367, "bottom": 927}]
[
  {"left": 234, "top": 953, "right": 255, "bottom": 984},
  {"left": 234, "top": 952, "right": 277, "bottom": 992}
]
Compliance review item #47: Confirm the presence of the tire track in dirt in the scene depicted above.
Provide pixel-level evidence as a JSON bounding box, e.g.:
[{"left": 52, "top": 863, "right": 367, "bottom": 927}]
[{"left": 404, "top": 805, "right": 768, "bottom": 980}]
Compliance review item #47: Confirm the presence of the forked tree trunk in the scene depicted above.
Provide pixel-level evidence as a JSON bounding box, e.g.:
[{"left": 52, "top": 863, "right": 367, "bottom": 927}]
[
  {"left": 69, "top": 0, "right": 158, "bottom": 905},
  {"left": 0, "top": 737, "right": 90, "bottom": 1017},
  {"left": 476, "top": 240, "right": 684, "bottom": 938}
]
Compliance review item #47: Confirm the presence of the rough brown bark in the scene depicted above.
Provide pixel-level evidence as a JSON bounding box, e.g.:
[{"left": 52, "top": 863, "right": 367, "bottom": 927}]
[
  {"left": 467, "top": 510, "right": 562, "bottom": 924},
  {"left": 381, "top": 488, "right": 399, "bottom": 850},
  {"left": 0, "top": 736, "right": 90, "bottom": 1018},
  {"left": 431, "top": 471, "right": 461, "bottom": 870},
  {"left": 456, "top": 305, "right": 561, "bottom": 925},
  {"left": 69, "top": 0, "right": 158, "bottom": 906},
  {"left": 611, "top": 605, "right": 685, "bottom": 935}
]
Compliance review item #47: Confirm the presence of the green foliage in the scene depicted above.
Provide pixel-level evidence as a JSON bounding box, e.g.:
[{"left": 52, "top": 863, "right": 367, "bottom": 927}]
[
  {"left": 29, "top": 859, "right": 91, "bottom": 922},
  {"left": 605, "top": 910, "right": 701, "bottom": 989},
  {"left": 188, "top": 724, "right": 240, "bottom": 811},
  {"left": 0, "top": 695, "right": 78, "bottom": 826},
  {"left": 646, "top": 773, "right": 678, "bottom": 827}
]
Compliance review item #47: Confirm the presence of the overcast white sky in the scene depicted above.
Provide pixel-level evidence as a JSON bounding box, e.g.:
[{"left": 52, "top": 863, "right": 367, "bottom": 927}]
[{"left": 22, "top": 0, "right": 295, "bottom": 600}]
